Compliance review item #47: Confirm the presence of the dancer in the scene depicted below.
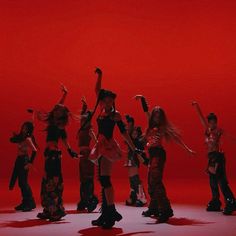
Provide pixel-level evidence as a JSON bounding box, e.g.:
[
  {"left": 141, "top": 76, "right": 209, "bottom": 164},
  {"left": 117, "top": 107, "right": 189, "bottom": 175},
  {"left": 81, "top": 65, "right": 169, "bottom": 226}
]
[
  {"left": 36, "top": 84, "right": 78, "bottom": 221},
  {"left": 9, "top": 117, "right": 38, "bottom": 212},
  {"left": 76, "top": 96, "right": 98, "bottom": 212},
  {"left": 135, "top": 95, "right": 195, "bottom": 223},
  {"left": 192, "top": 101, "right": 236, "bottom": 215},
  {"left": 90, "top": 68, "right": 148, "bottom": 229},
  {"left": 124, "top": 114, "right": 147, "bottom": 207}
]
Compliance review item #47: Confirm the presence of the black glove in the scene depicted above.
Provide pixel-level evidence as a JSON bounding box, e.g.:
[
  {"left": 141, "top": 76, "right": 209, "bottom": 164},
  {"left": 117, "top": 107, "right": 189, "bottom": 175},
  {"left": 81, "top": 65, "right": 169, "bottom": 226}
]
[
  {"left": 134, "top": 148, "right": 149, "bottom": 166},
  {"left": 95, "top": 67, "right": 102, "bottom": 75},
  {"left": 67, "top": 148, "right": 78, "bottom": 159},
  {"left": 141, "top": 97, "right": 148, "bottom": 112},
  {"left": 125, "top": 114, "right": 134, "bottom": 124},
  {"left": 29, "top": 151, "right": 37, "bottom": 163}
]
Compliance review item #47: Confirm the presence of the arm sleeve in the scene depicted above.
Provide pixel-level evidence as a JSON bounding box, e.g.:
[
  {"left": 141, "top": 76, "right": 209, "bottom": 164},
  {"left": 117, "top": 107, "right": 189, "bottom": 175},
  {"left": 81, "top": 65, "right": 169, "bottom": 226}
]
[
  {"left": 29, "top": 151, "right": 37, "bottom": 163},
  {"left": 141, "top": 97, "right": 149, "bottom": 112},
  {"left": 10, "top": 135, "right": 22, "bottom": 143},
  {"left": 117, "top": 120, "right": 127, "bottom": 134}
]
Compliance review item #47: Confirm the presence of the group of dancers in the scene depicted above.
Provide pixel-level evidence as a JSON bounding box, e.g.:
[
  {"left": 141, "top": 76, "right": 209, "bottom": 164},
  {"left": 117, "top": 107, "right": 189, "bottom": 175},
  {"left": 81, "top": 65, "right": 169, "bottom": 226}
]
[{"left": 9, "top": 68, "right": 236, "bottom": 229}]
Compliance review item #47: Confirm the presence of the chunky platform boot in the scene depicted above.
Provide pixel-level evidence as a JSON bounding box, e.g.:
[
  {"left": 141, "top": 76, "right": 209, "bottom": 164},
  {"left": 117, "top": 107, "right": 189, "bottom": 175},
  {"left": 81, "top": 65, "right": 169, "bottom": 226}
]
[
  {"left": 91, "top": 189, "right": 107, "bottom": 226},
  {"left": 102, "top": 204, "right": 123, "bottom": 229},
  {"left": 223, "top": 199, "right": 236, "bottom": 215},
  {"left": 157, "top": 208, "right": 174, "bottom": 223},
  {"left": 142, "top": 208, "right": 159, "bottom": 217},
  {"left": 206, "top": 199, "right": 222, "bottom": 212}
]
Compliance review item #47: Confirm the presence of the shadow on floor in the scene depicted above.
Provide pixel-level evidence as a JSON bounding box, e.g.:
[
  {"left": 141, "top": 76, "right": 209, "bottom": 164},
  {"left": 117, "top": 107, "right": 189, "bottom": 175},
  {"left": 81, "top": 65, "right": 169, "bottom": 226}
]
[
  {"left": 0, "top": 219, "right": 69, "bottom": 228},
  {"left": 147, "top": 217, "right": 214, "bottom": 226},
  {"left": 78, "top": 227, "right": 153, "bottom": 236},
  {"left": 167, "top": 217, "right": 214, "bottom": 226}
]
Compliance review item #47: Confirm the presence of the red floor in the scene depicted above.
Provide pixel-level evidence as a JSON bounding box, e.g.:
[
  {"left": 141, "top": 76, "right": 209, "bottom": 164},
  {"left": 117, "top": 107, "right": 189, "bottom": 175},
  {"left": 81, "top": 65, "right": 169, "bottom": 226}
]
[{"left": 1, "top": 178, "right": 236, "bottom": 236}]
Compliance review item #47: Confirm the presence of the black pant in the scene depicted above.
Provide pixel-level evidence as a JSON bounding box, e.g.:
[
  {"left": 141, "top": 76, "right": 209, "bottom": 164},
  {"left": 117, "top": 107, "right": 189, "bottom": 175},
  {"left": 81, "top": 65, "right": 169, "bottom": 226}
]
[
  {"left": 208, "top": 152, "right": 235, "bottom": 202},
  {"left": 9, "top": 155, "right": 33, "bottom": 204},
  {"left": 41, "top": 149, "right": 65, "bottom": 216},
  {"left": 148, "top": 147, "right": 171, "bottom": 212}
]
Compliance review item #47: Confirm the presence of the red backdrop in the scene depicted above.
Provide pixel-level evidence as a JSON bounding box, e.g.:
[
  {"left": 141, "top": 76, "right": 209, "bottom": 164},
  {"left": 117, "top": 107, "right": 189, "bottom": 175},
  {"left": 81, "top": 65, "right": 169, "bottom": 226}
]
[{"left": 1, "top": 0, "right": 236, "bottom": 183}]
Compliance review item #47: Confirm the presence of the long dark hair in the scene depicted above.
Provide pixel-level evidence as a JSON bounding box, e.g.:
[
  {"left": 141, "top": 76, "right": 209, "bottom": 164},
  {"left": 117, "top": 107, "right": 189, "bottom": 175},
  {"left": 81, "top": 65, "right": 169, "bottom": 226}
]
[
  {"left": 37, "top": 104, "right": 70, "bottom": 128},
  {"left": 147, "top": 106, "right": 181, "bottom": 142},
  {"left": 78, "top": 89, "right": 117, "bottom": 132},
  {"left": 10, "top": 121, "right": 37, "bottom": 145}
]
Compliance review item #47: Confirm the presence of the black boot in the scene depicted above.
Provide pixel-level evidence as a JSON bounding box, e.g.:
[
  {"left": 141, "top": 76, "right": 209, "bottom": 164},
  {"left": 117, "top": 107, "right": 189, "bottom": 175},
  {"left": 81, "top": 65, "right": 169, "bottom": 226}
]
[
  {"left": 77, "top": 182, "right": 87, "bottom": 211},
  {"left": 142, "top": 208, "right": 159, "bottom": 217},
  {"left": 223, "top": 199, "right": 236, "bottom": 215},
  {"left": 14, "top": 202, "right": 24, "bottom": 211},
  {"left": 102, "top": 204, "right": 123, "bottom": 229},
  {"left": 37, "top": 209, "right": 50, "bottom": 219},
  {"left": 91, "top": 189, "right": 106, "bottom": 226},
  {"left": 135, "top": 184, "right": 147, "bottom": 207},
  {"left": 206, "top": 199, "right": 222, "bottom": 212},
  {"left": 125, "top": 190, "right": 137, "bottom": 206},
  {"left": 87, "top": 195, "right": 99, "bottom": 213},
  {"left": 49, "top": 209, "right": 66, "bottom": 222},
  {"left": 126, "top": 175, "right": 140, "bottom": 206},
  {"left": 30, "top": 198, "right": 36, "bottom": 209},
  {"left": 157, "top": 208, "right": 174, "bottom": 223},
  {"left": 142, "top": 200, "right": 159, "bottom": 217},
  {"left": 77, "top": 200, "right": 87, "bottom": 211},
  {"left": 86, "top": 180, "right": 99, "bottom": 213},
  {"left": 22, "top": 199, "right": 35, "bottom": 212}
]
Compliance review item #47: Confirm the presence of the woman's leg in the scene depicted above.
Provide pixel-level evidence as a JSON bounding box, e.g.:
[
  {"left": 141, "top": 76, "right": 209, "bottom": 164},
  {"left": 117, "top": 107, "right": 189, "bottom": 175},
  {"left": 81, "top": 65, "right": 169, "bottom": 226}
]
[
  {"left": 206, "top": 152, "right": 221, "bottom": 211},
  {"left": 206, "top": 174, "right": 221, "bottom": 211},
  {"left": 92, "top": 156, "right": 122, "bottom": 229},
  {"left": 17, "top": 156, "right": 35, "bottom": 211},
  {"left": 9, "top": 157, "right": 22, "bottom": 210},
  {"left": 149, "top": 149, "right": 173, "bottom": 222},
  {"left": 38, "top": 152, "right": 65, "bottom": 221},
  {"left": 218, "top": 154, "right": 236, "bottom": 215},
  {"left": 127, "top": 167, "right": 147, "bottom": 207},
  {"left": 78, "top": 149, "right": 98, "bottom": 212},
  {"left": 126, "top": 167, "right": 139, "bottom": 205}
]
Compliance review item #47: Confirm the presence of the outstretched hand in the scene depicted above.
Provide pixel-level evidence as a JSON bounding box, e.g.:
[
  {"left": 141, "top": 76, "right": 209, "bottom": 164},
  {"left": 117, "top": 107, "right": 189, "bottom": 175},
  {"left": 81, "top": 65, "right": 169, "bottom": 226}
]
[
  {"left": 133, "top": 95, "right": 144, "bottom": 100},
  {"left": 95, "top": 67, "right": 102, "bottom": 75},
  {"left": 67, "top": 148, "right": 79, "bottom": 159},
  {"left": 60, "top": 83, "right": 68, "bottom": 94},
  {"left": 81, "top": 96, "right": 87, "bottom": 105},
  {"left": 191, "top": 101, "right": 198, "bottom": 106}
]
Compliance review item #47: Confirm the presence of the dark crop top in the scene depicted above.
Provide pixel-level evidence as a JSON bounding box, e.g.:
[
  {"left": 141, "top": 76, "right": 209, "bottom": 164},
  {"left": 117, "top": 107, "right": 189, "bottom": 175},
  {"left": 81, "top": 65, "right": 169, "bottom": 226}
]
[
  {"left": 97, "top": 114, "right": 126, "bottom": 139},
  {"left": 46, "top": 125, "right": 67, "bottom": 142}
]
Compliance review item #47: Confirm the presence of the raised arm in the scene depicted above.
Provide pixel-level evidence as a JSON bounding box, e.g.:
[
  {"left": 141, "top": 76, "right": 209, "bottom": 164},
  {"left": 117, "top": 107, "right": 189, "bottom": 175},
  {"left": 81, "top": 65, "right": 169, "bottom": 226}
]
[
  {"left": 95, "top": 68, "right": 102, "bottom": 97},
  {"left": 58, "top": 84, "right": 68, "bottom": 105},
  {"left": 192, "top": 101, "right": 208, "bottom": 129},
  {"left": 173, "top": 136, "right": 196, "bottom": 156},
  {"left": 81, "top": 96, "right": 88, "bottom": 115},
  {"left": 134, "top": 95, "right": 151, "bottom": 124}
]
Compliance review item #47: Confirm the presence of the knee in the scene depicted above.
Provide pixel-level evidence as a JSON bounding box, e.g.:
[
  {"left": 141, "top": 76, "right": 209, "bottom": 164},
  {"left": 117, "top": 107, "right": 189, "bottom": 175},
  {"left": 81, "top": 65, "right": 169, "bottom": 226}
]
[{"left": 99, "top": 176, "right": 112, "bottom": 188}]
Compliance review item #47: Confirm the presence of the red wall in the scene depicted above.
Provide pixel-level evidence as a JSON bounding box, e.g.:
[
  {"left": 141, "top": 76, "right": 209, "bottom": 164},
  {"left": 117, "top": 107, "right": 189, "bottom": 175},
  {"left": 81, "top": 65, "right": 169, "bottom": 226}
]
[{"left": 1, "top": 0, "right": 236, "bottom": 182}]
